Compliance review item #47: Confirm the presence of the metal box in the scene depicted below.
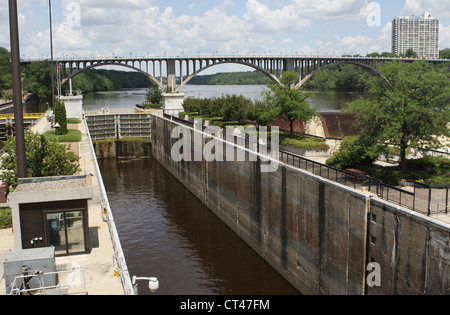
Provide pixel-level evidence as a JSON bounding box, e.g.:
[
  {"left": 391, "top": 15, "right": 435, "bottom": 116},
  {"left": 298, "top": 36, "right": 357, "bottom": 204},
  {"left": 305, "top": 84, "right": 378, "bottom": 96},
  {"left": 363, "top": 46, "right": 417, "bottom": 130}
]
[{"left": 3, "top": 247, "right": 56, "bottom": 294}]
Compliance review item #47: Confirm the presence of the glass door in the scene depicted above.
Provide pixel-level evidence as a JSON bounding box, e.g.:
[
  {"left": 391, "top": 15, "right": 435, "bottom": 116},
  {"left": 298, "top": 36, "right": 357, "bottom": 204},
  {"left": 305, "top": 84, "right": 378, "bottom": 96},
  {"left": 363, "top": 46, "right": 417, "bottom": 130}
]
[
  {"left": 46, "top": 213, "right": 67, "bottom": 256},
  {"left": 46, "top": 211, "right": 85, "bottom": 255},
  {"left": 66, "top": 211, "right": 85, "bottom": 254}
]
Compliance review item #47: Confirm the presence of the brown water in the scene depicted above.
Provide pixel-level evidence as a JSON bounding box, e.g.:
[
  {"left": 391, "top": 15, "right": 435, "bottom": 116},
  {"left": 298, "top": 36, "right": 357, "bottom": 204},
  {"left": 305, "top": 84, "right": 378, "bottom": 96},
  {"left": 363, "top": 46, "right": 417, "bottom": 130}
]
[{"left": 99, "top": 156, "right": 300, "bottom": 295}]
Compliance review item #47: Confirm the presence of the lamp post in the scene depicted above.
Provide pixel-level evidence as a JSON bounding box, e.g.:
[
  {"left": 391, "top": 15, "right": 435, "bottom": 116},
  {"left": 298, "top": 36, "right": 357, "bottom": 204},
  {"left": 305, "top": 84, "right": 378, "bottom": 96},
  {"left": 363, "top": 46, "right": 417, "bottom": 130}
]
[
  {"left": 132, "top": 276, "right": 159, "bottom": 295},
  {"left": 8, "top": 0, "right": 27, "bottom": 179}
]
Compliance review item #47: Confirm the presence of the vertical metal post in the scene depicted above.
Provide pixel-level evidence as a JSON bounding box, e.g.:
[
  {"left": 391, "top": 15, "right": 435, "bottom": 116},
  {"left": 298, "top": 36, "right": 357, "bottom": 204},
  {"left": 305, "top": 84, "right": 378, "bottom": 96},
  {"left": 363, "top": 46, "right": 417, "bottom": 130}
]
[
  {"left": 49, "top": 0, "right": 55, "bottom": 110},
  {"left": 428, "top": 186, "right": 432, "bottom": 216},
  {"left": 8, "top": 0, "right": 27, "bottom": 179},
  {"left": 446, "top": 187, "right": 448, "bottom": 215}
]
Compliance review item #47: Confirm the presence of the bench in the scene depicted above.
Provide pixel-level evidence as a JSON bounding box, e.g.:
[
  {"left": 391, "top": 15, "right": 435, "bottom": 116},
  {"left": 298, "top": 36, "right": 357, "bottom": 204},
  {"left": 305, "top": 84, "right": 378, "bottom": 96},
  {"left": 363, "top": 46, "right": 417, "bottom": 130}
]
[
  {"left": 345, "top": 169, "right": 370, "bottom": 181},
  {"left": 387, "top": 156, "right": 400, "bottom": 164}
]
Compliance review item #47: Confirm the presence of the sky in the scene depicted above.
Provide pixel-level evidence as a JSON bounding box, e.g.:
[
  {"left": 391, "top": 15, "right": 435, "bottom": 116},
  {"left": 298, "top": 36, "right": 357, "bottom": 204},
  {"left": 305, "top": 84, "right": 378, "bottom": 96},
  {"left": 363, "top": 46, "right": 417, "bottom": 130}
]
[{"left": 1, "top": 0, "right": 450, "bottom": 72}]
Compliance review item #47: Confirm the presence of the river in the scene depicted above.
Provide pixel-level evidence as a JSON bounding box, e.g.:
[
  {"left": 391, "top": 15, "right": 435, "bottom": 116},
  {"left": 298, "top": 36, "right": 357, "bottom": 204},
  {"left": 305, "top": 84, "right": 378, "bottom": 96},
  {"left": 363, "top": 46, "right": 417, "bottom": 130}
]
[
  {"left": 99, "top": 157, "right": 300, "bottom": 295},
  {"left": 82, "top": 85, "right": 364, "bottom": 112}
]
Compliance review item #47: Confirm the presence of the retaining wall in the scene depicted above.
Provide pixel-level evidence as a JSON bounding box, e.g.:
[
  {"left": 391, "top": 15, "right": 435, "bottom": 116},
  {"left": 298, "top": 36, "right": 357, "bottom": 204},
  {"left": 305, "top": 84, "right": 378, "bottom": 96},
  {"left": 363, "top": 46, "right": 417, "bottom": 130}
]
[{"left": 150, "top": 115, "right": 450, "bottom": 295}]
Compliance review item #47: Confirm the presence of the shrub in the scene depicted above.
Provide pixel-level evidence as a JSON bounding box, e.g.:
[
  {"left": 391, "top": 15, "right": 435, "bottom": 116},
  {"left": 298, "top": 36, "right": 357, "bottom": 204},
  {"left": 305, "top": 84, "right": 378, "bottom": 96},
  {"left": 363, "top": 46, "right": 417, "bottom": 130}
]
[
  {"left": 326, "top": 136, "right": 378, "bottom": 169},
  {"left": 280, "top": 134, "right": 329, "bottom": 151},
  {"left": 54, "top": 100, "right": 68, "bottom": 135},
  {"left": 43, "top": 129, "right": 82, "bottom": 142},
  {"left": 0, "top": 208, "right": 12, "bottom": 229}
]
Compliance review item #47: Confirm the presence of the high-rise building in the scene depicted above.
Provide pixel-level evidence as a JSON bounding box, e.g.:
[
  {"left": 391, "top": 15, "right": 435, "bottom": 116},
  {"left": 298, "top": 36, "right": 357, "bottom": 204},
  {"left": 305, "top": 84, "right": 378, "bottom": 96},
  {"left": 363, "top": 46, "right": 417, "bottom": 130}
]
[{"left": 392, "top": 12, "right": 439, "bottom": 59}]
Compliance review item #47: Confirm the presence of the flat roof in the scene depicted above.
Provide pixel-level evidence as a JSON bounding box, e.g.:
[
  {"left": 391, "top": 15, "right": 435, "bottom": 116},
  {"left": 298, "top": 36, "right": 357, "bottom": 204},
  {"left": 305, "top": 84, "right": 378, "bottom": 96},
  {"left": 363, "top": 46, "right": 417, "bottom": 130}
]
[{"left": 14, "top": 176, "right": 87, "bottom": 193}]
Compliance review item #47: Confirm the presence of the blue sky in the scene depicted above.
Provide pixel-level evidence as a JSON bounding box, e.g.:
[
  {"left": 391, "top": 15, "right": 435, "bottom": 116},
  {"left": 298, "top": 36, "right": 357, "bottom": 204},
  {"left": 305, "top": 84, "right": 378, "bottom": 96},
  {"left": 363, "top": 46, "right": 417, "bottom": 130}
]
[{"left": 1, "top": 0, "right": 450, "bottom": 69}]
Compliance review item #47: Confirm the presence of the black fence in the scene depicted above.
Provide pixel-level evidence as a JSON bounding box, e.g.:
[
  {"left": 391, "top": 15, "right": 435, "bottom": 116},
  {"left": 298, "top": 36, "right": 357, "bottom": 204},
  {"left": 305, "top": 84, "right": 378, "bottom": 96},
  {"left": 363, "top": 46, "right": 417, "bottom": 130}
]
[{"left": 164, "top": 114, "right": 449, "bottom": 218}]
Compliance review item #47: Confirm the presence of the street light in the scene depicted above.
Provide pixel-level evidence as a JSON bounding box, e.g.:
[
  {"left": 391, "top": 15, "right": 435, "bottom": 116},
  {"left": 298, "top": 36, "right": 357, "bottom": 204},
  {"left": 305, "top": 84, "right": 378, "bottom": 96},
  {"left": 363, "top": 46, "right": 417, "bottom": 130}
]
[
  {"left": 132, "top": 276, "right": 159, "bottom": 295},
  {"left": 49, "top": 0, "right": 55, "bottom": 110},
  {"left": 54, "top": 123, "right": 60, "bottom": 142}
]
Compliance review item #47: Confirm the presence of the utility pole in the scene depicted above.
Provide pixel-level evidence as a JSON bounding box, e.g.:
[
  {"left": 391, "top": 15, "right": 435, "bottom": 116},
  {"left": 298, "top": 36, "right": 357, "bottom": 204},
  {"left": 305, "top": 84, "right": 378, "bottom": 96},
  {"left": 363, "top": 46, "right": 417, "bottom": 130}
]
[
  {"left": 8, "top": 0, "right": 27, "bottom": 179},
  {"left": 49, "top": 0, "right": 55, "bottom": 110}
]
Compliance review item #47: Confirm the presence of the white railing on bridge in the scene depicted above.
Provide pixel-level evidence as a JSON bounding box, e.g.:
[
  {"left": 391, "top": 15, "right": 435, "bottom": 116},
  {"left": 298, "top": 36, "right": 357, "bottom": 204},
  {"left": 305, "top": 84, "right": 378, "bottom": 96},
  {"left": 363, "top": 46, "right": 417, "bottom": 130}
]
[{"left": 22, "top": 54, "right": 450, "bottom": 63}]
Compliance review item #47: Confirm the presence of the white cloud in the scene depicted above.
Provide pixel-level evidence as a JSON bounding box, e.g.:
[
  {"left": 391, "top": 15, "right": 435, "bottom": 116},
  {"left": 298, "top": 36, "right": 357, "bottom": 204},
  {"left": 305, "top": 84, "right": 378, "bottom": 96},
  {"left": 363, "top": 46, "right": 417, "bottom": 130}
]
[
  {"left": 318, "top": 21, "right": 392, "bottom": 55},
  {"left": 244, "top": 0, "right": 311, "bottom": 33},
  {"left": 291, "top": 0, "right": 371, "bottom": 21},
  {"left": 402, "top": 0, "right": 450, "bottom": 17},
  {"left": 1, "top": 0, "right": 432, "bottom": 60},
  {"left": 439, "top": 23, "right": 450, "bottom": 48}
]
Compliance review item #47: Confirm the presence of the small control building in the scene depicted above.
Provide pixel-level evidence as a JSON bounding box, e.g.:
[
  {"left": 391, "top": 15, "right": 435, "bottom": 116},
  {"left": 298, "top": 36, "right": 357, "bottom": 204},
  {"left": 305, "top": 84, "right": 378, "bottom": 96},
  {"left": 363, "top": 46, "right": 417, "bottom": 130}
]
[{"left": 8, "top": 176, "right": 93, "bottom": 256}]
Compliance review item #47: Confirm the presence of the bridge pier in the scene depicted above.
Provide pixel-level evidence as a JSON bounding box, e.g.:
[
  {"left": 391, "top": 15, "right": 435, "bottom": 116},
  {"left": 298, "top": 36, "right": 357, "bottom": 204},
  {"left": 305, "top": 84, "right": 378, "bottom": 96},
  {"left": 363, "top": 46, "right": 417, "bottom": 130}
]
[{"left": 162, "top": 92, "right": 185, "bottom": 116}]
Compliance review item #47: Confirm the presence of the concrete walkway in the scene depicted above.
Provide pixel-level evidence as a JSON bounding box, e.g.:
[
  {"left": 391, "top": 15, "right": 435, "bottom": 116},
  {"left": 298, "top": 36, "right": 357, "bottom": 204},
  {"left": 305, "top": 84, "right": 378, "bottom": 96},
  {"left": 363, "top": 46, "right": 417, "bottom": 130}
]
[{"left": 0, "top": 118, "right": 126, "bottom": 295}]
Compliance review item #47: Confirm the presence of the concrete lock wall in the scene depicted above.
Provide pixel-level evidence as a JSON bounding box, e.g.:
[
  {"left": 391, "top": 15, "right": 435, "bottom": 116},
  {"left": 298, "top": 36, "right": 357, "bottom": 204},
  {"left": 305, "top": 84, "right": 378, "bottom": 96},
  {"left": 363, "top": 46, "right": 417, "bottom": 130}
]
[
  {"left": 367, "top": 199, "right": 450, "bottom": 295},
  {"left": 150, "top": 115, "right": 450, "bottom": 295},
  {"left": 94, "top": 139, "right": 152, "bottom": 159}
]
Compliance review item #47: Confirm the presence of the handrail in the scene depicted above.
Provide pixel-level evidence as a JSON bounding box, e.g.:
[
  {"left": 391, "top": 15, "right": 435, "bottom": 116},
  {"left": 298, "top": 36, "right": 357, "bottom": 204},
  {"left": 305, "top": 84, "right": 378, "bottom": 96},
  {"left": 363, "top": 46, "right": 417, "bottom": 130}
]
[
  {"left": 9, "top": 269, "right": 87, "bottom": 295},
  {"left": 84, "top": 118, "right": 135, "bottom": 295},
  {"left": 167, "top": 114, "right": 449, "bottom": 218}
]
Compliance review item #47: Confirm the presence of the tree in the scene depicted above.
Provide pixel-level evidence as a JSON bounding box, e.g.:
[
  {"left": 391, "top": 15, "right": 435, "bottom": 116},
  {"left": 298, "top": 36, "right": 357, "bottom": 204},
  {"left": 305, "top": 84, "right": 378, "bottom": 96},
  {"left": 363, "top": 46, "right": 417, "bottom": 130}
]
[
  {"left": 245, "top": 100, "right": 277, "bottom": 126},
  {"left": 326, "top": 136, "right": 378, "bottom": 169},
  {"left": 440, "top": 48, "right": 450, "bottom": 59},
  {"left": 146, "top": 86, "right": 162, "bottom": 104},
  {"left": 403, "top": 48, "right": 418, "bottom": 58},
  {"left": 216, "top": 94, "right": 251, "bottom": 122},
  {"left": 347, "top": 60, "right": 450, "bottom": 170},
  {"left": 54, "top": 100, "right": 68, "bottom": 135},
  {"left": 22, "top": 60, "right": 53, "bottom": 100},
  {"left": 381, "top": 52, "right": 396, "bottom": 58},
  {"left": 0, "top": 47, "right": 12, "bottom": 98},
  {"left": 0, "top": 131, "right": 81, "bottom": 187},
  {"left": 265, "top": 71, "right": 317, "bottom": 135}
]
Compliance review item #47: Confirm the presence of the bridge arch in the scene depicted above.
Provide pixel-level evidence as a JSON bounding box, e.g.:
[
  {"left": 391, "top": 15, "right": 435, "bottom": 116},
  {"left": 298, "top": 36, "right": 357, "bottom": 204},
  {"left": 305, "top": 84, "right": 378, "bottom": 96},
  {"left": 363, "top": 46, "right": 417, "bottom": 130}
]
[
  {"left": 60, "top": 61, "right": 166, "bottom": 91},
  {"left": 176, "top": 60, "right": 282, "bottom": 92},
  {"left": 294, "top": 61, "right": 389, "bottom": 89}
]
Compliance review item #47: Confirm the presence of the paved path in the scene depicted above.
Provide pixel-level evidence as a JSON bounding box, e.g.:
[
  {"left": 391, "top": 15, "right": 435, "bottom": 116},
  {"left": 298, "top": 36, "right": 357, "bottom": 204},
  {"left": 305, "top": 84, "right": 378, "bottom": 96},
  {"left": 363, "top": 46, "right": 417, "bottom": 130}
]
[{"left": 0, "top": 118, "right": 126, "bottom": 295}]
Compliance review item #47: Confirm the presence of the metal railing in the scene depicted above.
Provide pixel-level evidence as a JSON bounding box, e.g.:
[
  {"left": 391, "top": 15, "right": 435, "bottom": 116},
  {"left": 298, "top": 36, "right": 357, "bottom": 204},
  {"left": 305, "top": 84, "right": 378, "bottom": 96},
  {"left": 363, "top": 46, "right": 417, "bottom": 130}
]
[
  {"left": 9, "top": 269, "right": 86, "bottom": 295},
  {"left": 0, "top": 113, "right": 45, "bottom": 120},
  {"left": 84, "top": 118, "right": 135, "bottom": 295},
  {"left": 166, "top": 114, "right": 449, "bottom": 218}
]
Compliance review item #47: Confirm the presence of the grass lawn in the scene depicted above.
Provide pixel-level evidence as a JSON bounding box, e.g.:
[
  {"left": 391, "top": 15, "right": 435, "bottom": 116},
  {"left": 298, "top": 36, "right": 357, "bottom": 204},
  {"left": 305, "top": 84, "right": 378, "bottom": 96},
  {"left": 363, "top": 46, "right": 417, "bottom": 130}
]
[
  {"left": 67, "top": 118, "right": 82, "bottom": 124},
  {"left": 44, "top": 129, "right": 82, "bottom": 143},
  {"left": 0, "top": 208, "right": 12, "bottom": 229},
  {"left": 279, "top": 133, "right": 329, "bottom": 151}
]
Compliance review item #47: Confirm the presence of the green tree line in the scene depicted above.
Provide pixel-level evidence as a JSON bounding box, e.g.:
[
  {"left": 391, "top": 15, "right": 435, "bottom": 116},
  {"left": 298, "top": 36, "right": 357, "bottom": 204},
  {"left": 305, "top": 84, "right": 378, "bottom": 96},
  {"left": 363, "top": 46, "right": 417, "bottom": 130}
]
[
  {"left": 69, "top": 69, "right": 152, "bottom": 93},
  {"left": 188, "top": 70, "right": 272, "bottom": 85},
  {"left": 0, "top": 47, "right": 153, "bottom": 101}
]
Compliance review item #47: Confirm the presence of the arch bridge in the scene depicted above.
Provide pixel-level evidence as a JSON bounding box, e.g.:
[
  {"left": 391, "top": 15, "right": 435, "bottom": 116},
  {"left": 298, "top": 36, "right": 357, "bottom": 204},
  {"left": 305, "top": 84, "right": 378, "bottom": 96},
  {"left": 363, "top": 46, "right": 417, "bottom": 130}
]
[{"left": 34, "top": 55, "right": 449, "bottom": 92}]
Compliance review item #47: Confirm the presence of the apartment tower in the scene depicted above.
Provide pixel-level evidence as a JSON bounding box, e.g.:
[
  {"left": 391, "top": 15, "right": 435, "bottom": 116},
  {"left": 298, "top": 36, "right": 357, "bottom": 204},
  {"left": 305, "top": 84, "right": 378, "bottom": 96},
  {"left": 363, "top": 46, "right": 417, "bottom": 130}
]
[{"left": 392, "top": 12, "right": 439, "bottom": 59}]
